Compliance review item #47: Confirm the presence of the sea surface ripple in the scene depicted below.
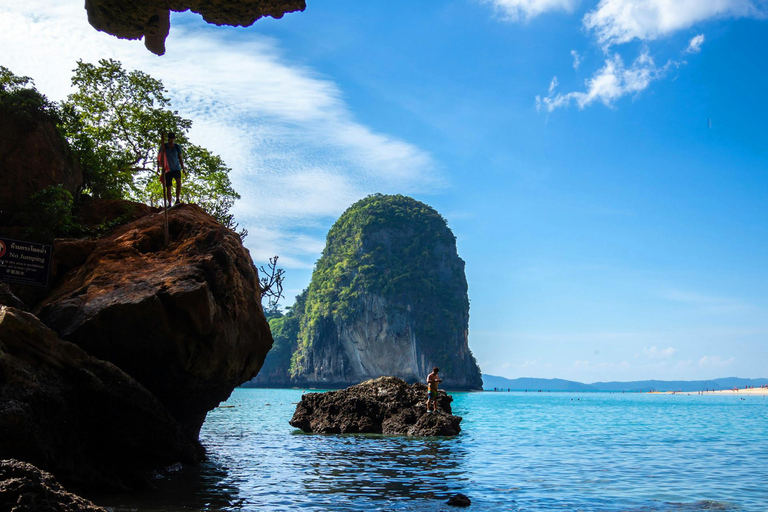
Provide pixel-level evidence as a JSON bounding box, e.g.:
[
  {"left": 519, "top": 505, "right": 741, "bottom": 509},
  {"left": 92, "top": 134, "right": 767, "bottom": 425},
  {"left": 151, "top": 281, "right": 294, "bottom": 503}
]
[{"left": 98, "top": 389, "right": 768, "bottom": 512}]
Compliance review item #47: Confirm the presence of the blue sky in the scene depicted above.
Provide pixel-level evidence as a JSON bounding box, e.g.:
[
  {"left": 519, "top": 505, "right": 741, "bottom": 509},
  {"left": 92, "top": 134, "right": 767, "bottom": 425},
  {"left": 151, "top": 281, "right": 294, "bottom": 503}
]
[{"left": 2, "top": 0, "right": 767, "bottom": 382}]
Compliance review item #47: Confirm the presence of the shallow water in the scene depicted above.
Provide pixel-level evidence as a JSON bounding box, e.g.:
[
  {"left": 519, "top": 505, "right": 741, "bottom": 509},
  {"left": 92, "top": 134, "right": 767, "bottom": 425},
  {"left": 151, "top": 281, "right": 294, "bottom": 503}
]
[{"left": 97, "top": 389, "right": 768, "bottom": 511}]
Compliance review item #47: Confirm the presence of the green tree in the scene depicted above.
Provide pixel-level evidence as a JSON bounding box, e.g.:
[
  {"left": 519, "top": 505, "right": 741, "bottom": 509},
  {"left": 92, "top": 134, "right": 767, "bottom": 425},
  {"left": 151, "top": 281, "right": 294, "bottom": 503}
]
[{"left": 61, "top": 59, "right": 240, "bottom": 228}]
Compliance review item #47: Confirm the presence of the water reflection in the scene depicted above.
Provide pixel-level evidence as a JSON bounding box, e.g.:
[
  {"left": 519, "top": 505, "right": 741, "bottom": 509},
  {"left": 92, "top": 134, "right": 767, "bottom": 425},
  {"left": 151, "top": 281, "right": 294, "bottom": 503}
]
[
  {"left": 92, "top": 459, "right": 239, "bottom": 512},
  {"left": 300, "top": 434, "right": 470, "bottom": 501}
]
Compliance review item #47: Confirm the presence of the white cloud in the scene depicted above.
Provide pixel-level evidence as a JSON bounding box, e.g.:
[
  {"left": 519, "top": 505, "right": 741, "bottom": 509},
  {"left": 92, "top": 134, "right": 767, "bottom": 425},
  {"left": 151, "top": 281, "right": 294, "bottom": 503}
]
[
  {"left": 698, "top": 355, "right": 736, "bottom": 368},
  {"left": 643, "top": 346, "right": 677, "bottom": 359},
  {"left": 503, "top": 358, "right": 551, "bottom": 369},
  {"left": 0, "top": 1, "right": 443, "bottom": 277},
  {"left": 483, "top": 0, "right": 579, "bottom": 21},
  {"left": 686, "top": 34, "right": 706, "bottom": 53},
  {"left": 584, "top": 0, "right": 765, "bottom": 48},
  {"left": 571, "top": 50, "right": 583, "bottom": 69},
  {"left": 536, "top": 48, "right": 678, "bottom": 111},
  {"left": 548, "top": 76, "right": 559, "bottom": 93}
]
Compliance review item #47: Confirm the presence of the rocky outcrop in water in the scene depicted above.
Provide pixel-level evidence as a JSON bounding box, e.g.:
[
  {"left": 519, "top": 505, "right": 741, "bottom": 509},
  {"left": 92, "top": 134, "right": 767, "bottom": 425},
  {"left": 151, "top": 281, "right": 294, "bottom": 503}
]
[
  {"left": 83, "top": 0, "right": 306, "bottom": 54},
  {"left": 0, "top": 459, "right": 107, "bottom": 512},
  {"left": 0, "top": 306, "right": 196, "bottom": 491},
  {"left": 289, "top": 377, "right": 462, "bottom": 436},
  {"left": 257, "top": 194, "right": 482, "bottom": 390},
  {"left": 37, "top": 204, "right": 272, "bottom": 442}
]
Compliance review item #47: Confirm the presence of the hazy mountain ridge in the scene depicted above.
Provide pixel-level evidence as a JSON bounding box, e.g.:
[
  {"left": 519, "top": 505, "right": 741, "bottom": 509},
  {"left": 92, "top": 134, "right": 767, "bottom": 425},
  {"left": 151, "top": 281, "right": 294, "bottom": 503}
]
[{"left": 483, "top": 375, "right": 768, "bottom": 392}]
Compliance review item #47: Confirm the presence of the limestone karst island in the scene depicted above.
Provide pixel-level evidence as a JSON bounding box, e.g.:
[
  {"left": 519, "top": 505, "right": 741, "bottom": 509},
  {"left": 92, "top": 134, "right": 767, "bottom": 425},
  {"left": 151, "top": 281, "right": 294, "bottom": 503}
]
[{"left": 2, "top": 1, "right": 768, "bottom": 511}]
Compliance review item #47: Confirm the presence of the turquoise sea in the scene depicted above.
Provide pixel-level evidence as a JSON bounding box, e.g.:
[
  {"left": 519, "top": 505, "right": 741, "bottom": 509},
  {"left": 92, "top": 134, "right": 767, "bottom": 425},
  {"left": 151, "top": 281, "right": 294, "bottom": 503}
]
[{"left": 98, "top": 389, "right": 768, "bottom": 512}]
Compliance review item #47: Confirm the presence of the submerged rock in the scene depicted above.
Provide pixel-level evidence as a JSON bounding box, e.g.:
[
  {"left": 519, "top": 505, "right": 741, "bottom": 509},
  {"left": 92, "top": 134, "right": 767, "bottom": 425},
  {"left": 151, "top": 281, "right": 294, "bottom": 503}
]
[
  {"left": 0, "top": 459, "right": 107, "bottom": 512},
  {"left": 446, "top": 493, "right": 471, "bottom": 507},
  {"left": 37, "top": 204, "right": 272, "bottom": 443},
  {"left": 0, "top": 306, "right": 196, "bottom": 491},
  {"left": 289, "top": 376, "right": 462, "bottom": 436}
]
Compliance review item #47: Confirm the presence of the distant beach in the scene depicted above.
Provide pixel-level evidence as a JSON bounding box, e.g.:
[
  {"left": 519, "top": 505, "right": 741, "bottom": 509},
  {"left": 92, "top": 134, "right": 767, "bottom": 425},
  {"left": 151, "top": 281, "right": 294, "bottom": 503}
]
[{"left": 650, "top": 387, "right": 768, "bottom": 396}]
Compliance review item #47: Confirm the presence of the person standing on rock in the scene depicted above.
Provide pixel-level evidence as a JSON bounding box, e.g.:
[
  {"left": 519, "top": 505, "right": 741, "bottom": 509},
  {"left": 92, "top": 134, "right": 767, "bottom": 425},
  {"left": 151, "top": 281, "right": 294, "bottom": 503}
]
[
  {"left": 426, "top": 367, "right": 442, "bottom": 413},
  {"left": 158, "top": 132, "right": 184, "bottom": 207}
]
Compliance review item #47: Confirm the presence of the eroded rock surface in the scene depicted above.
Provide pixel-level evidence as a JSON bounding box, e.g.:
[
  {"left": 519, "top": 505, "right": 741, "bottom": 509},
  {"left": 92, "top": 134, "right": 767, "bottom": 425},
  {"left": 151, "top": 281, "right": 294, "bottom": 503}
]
[
  {"left": 0, "top": 307, "right": 196, "bottom": 491},
  {"left": 0, "top": 459, "right": 107, "bottom": 512},
  {"left": 37, "top": 204, "right": 272, "bottom": 442},
  {"left": 289, "top": 377, "right": 462, "bottom": 436},
  {"left": 0, "top": 99, "right": 82, "bottom": 216},
  {"left": 84, "top": 0, "right": 306, "bottom": 54}
]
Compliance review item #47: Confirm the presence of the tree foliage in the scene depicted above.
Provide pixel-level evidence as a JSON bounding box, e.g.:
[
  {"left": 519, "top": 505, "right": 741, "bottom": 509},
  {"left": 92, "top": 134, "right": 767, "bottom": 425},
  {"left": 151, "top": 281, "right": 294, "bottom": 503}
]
[{"left": 60, "top": 59, "right": 240, "bottom": 227}]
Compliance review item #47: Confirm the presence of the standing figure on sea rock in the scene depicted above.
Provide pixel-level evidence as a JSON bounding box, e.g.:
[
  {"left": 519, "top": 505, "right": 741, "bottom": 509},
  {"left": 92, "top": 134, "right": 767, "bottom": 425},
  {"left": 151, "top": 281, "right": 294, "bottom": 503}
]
[
  {"left": 426, "top": 367, "right": 442, "bottom": 412},
  {"left": 158, "top": 132, "right": 184, "bottom": 206}
]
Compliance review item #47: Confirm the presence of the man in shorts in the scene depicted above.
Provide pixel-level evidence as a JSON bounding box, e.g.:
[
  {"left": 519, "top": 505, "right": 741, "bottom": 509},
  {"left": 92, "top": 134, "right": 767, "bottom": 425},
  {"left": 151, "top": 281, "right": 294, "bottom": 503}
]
[
  {"left": 426, "top": 367, "right": 442, "bottom": 413},
  {"left": 158, "top": 132, "right": 184, "bottom": 206}
]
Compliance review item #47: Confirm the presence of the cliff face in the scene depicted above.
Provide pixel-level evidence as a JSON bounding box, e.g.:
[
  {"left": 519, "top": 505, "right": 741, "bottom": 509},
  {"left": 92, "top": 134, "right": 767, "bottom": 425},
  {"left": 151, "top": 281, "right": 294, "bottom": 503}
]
[
  {"left": 0, "top": 95, "right": 82, "bottom": 217},
  {"left": 37, "top": 204, "right": 272, "bottom": 441},
  {"left": 254, "top": 194, "right": 482, "bottom": 390}
]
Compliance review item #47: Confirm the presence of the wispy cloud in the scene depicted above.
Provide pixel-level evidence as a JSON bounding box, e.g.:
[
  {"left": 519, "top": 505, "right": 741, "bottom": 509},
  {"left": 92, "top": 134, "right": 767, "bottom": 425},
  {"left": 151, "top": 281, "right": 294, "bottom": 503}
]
[
  {"left": 525, "top": 0, "right": 766, "bottom": 112},
  {"left": 698, "top": 355, "right": 735, "bottom": 368},
  {"left": 482, "top": 0, "right": 579, "bottom": 21},
  {"left": 685, "top": 34, "right": 706, "bottom": 53},
  {"left": 571, "top": 50, "right": 583, "bottom": 69},
  {"left": 0, "top": 1, "right": 443, "bottom": 275},
  {"left": 583, "top": 0, "right": 764, "bottom": 48},
  {"left": 536, "top": 48, "right": 678, "bottom": 111},
  {"left": 643, "top": 346, "right": 677, "bottom": 359},
  {"left": 660, "top": 288, "right": 748, "bottom": 314}
]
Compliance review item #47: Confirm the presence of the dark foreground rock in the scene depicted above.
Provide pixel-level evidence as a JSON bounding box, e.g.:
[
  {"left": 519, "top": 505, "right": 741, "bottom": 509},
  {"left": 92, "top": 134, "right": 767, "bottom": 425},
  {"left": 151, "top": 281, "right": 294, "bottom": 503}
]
[
  {"left": 0, "top": 306, "right": 196, "bottom": 491},
  {"left": 447, "top": 493, "right": 471, "bottom": 507},
  {"left": 0, "top": 459, "right": 106, "bottom": 512},
  {"left": 37, "top": 204, "right": 272, "bottom": 443},
  {"left": 289, "top": 376, "right": 462, "bottom": 436},
  {"left": 0, "top": 99, "right": 82, "bottom": 216}
]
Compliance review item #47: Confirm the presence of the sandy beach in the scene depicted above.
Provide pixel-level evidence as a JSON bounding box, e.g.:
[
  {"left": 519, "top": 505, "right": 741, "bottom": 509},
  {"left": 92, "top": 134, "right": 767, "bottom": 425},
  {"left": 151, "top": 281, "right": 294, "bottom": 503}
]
[
  {"left": 652, "top": 388, "right": 768, "bottom": 396},
  {"left": 707, "top": 388, "right": 768, "bottom": 396}
]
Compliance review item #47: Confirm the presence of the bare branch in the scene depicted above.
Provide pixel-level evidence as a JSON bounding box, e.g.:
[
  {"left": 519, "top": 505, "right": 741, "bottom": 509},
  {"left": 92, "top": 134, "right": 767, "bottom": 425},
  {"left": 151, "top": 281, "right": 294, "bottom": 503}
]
[{"left": 259, "top": 256, "right": 285, "bottom": 309}]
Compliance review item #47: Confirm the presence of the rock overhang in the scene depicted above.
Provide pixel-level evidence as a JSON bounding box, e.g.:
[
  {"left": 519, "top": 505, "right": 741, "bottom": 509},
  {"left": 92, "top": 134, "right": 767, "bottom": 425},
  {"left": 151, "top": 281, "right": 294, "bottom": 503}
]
[{"left": 83, "top": 0, "right": 307, "bottom": 55}]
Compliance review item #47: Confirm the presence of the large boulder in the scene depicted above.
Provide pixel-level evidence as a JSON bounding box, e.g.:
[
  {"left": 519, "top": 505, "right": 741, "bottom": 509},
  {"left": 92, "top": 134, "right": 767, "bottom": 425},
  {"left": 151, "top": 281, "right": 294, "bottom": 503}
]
[
  {"left": 289, "top": 377, "right": 462, "bottom": 436},
  {"left": 0, "top": 99, "right": 82, "bottom": 218},
  {"left": 37, "top": 204, "right": 272, "bottom": 441},
  {"left": 0, "top": 459, "right": 107, "bottom": 512},
  {"left": 84, "top": 0, "right": 306, "bottom": 54},
  {"left": 0, "top": 306, "right": 196, "bottom": 491}
]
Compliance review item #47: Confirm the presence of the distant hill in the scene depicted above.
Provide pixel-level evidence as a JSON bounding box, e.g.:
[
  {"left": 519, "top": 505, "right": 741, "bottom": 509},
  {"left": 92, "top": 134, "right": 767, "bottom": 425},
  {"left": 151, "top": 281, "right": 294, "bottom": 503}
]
[
  {"left": 482, "top": 375, "right": 768, "bottom": 392},
  {"left": 482, "top": 376, "right": 596, "bottom": 391}
]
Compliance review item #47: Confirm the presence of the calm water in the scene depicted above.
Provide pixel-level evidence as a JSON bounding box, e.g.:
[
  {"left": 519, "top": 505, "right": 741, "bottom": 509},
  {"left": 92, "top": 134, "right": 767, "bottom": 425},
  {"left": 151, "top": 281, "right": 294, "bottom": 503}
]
[{"left": 98, "top": 389, "right": 768, "bottom": 512}]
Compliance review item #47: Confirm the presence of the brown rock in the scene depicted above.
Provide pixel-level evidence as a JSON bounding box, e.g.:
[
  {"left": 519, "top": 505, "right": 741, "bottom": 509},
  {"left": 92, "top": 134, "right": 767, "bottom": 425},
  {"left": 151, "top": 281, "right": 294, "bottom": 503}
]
[
  {"left": 84, "top": 0, "right": 306, "bottom": 55},
  {"left": 0, "top": 102, "right": 82, "bottom": 217},
  {"left": 289, "top": 376, "right": 462, "bottom": 436},
  {"left": 0, "top": 306, "right": 196, "bottom": 491},
  {"left": 37, "top": 203, "right": 272, "bottom": 442},
  {"left": 0, "top": 459, "right": 107, "bottom": 512},
  {"left": 75, "top": 197, "right": 156, "bottom": 230},
  {"left": 0, "top": 283, "right": 27, "bottom": 311}
]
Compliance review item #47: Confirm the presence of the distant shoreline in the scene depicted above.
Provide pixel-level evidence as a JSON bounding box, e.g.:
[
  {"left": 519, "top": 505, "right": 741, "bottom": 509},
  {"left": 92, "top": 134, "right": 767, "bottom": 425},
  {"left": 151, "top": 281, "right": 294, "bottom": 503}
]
[{"left": 650, "top": 387, "right": 768, "bottom": 396}]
